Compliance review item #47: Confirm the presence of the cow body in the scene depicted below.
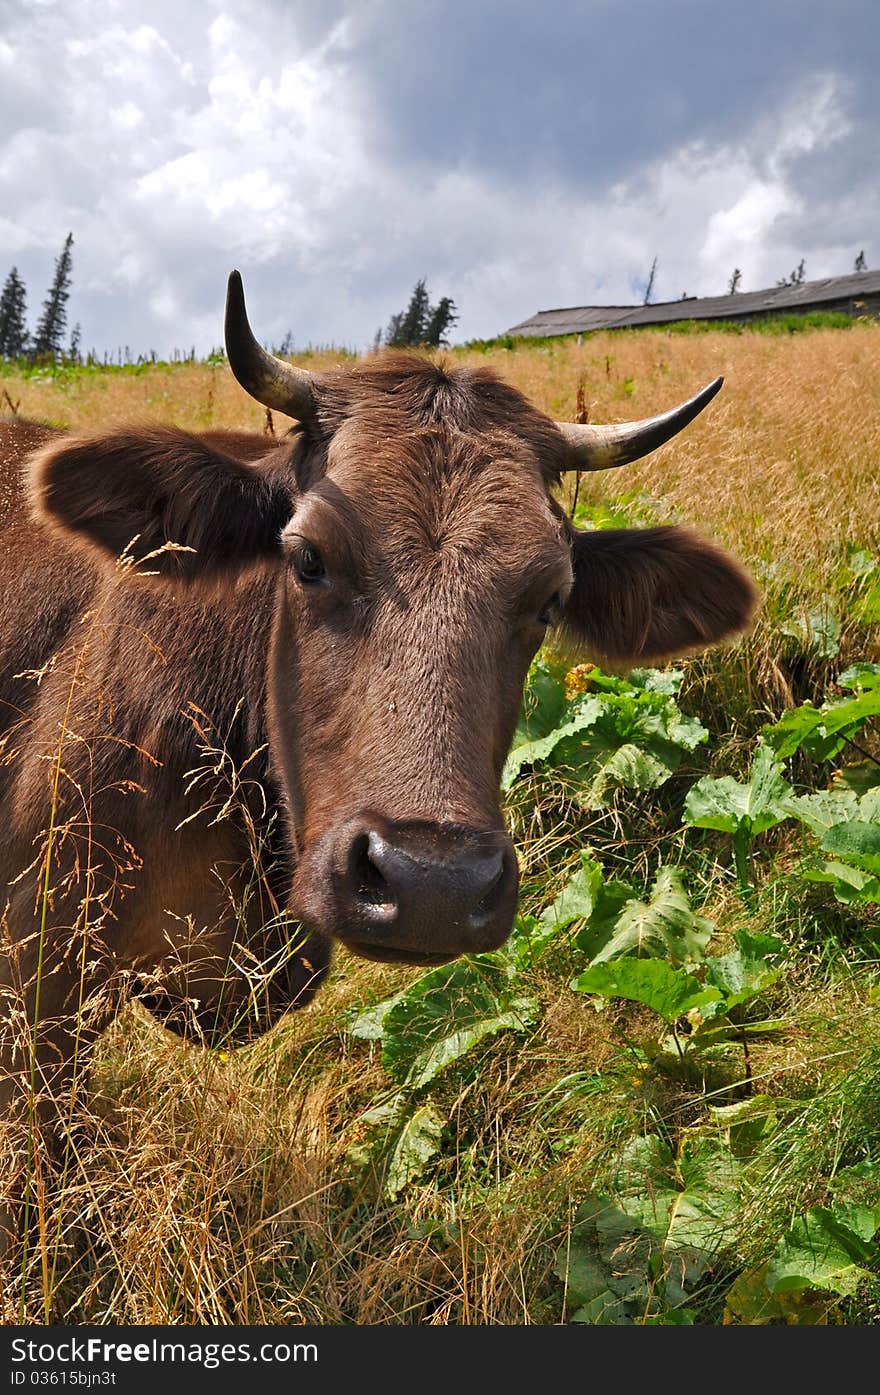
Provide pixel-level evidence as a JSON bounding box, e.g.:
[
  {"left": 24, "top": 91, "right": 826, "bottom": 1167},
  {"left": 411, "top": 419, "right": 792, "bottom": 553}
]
[{"left": 0, "top": 334, "right": 756, "bottom": 1258}]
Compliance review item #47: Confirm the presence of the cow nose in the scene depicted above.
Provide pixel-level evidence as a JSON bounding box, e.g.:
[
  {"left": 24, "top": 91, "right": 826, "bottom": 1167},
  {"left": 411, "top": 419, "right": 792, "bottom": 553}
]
[
  {"left": 360, "top": 830, "right": 506, "bottom": 920},
  {"left": 338, "top": 820, "right": 518, "bottom": 959}
]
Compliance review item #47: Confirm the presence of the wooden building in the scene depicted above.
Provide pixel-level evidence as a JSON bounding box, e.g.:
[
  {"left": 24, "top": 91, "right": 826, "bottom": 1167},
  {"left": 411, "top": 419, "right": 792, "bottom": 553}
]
[{"left": 506, "top": 270, "right": 880, "bottom": 338}]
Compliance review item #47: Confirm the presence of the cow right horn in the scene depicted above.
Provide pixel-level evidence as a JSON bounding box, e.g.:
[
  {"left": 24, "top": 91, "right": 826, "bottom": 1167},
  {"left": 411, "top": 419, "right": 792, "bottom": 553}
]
[
  {"left": 225, "top": 270, "right": 314, "bottom": 420},
  {"left": 557, "top": 376, "right": 723, "bottom": 471}
]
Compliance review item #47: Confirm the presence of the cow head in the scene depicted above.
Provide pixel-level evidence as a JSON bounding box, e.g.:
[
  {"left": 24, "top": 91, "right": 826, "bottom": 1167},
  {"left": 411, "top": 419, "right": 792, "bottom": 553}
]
[{"left": 30, "top": 273, "right": 756, "bottom": 970}]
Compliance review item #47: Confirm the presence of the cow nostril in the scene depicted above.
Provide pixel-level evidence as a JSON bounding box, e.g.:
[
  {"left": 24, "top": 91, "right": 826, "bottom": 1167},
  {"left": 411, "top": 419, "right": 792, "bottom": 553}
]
[
  {"left": 472, "top": 851, "right": 507, "bottom": 924},
  {"left": 349, "top": 831, "right": 395, "bottom": 910}
]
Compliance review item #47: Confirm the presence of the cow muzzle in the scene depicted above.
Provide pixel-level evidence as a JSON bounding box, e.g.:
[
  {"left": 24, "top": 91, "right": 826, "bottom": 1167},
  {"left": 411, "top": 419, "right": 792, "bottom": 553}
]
[{"left": 301, "top": 815, "right": 520, "bottom": 963}]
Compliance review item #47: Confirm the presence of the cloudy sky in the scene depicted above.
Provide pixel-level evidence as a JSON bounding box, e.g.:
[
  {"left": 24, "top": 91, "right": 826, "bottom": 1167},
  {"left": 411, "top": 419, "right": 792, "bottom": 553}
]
[{"left": 1, "top": 0, "right": 878, "bottom": 357}]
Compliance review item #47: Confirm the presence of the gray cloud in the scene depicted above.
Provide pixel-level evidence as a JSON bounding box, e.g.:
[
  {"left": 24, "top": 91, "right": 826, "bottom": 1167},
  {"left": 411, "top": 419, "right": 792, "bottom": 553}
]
[
  {"left": 346, "top": 1, "right": 879, "bottom": 187},
  {"left": 0, "top": 0, "right": 877, "bottom": 356}
]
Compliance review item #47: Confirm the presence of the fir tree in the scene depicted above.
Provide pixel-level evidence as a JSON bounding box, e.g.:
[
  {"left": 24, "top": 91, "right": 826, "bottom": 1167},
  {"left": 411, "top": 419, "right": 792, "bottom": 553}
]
[
  {"left": 0, "top": 267, "right": 29, "bottom": 358},
  {"left": 424, "top": 296, "right": 458, "bottom": 347},
  {"left": 385, "top": 279, "right": 459, "bottom": 348},
  {"left": 32, "top": 232, "right": 74, "bottom": 358},
  {"left": 388, "top": 278, "right": 431, "bottom": 347},
  {"left": 728, "top": 267, "right": 742, "bottom": 294},
  {"left": 384, "top": 312, "right": 404, "bottom": 347},
  {"left": 854, "top": 249, "right": 867, "bottom": 273}
]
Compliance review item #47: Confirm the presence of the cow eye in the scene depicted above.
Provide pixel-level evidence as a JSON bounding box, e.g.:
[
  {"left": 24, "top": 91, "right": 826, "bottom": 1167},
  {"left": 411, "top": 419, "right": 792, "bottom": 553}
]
[
  {"left": 294, "top": 542, "right": 326, "bottom": 583},
  {"left": 537, "top": 592, "right": 561, "bottom": 626}
]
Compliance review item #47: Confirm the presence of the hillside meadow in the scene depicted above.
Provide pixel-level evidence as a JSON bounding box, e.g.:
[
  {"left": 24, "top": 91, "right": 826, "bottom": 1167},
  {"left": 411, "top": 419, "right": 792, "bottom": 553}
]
[{"left": 1, "top": 318, "right": 879, "bottom": 1325}]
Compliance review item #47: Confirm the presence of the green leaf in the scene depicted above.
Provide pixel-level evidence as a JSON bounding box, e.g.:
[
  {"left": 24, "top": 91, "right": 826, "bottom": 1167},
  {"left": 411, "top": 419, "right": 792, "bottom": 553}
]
[
  {"left": 609, "top": 1133, "right": 674, "bottom": 1193},
  {"left": 684, "top": 742, "right": 793, "bottom": 836},
  {"left": 704, "top": 930, "right": 781, "bottom": 1012},
  {"left": 784, "top": 789, "right": 859, "bottom": 835},
  {"left": 724, "top": 1263, "right": 834, "bottom": 1324},
  {"left": 732, "top": 927, "right": 787, "bottom": 961},
  {"left": 514, "top": 656, "right": 570, "bottom": 738},
  {"left": 383, "top": 1104, "right": 445, "bottom": 1199},
  {"left": 837, "top": 662, "right": 880, "bottom": 692},
  {"left": 766, "top": 1205, "right": 880, "bottom": 1296},
  {"left": 346, "top": 990, "right": 408, "bottom": 1041},
  {"left": 503, "top": 657, "right": 707, "bottom": 802},
  {"left": 505, "top": 912, "right": 553, "bottom": 967},
  {"left": 570, "top": 1293, "right": 630, "bottom": 1325},
  {"left": 392, "top": 999, "right": 539, "bottom": 1090},
  {"left": 829, "top": 1160, "right": 880, "bottom": 1209},
  {"left": 380, "top": 958, "right": 539, "bottom": 1088},
  {"left": 557, "top": 1135, "right": 740, "bottom": 1324},
  {"left": 537, "top": 850, "right": 605, "bottom": 932},
  {"left": 574, "top": 742, "right": 672, "bottom": 807},
  {"left": 642, "top": 1308, "right": 696, "bottom": 1325},
  {"left": 571, "top": 959, "right": 723, "bottom": 1024},
  {"left": 780, "top": 598, "right": 841, "bottom": 658},
  {"left": 761, "top": 704, "right": 826, "bottom": 761},
  {"left": 628, "top": 668, "right": 684, "bottom": 695},
  {"left": 518, "top": 851, "right": 636, "bottom": 965},
  {"left": 707, "top": 1095, "right": 781, "bottom": 1158},
  {"left": 501, "top": 697, "right": 605, "bottom": 789},
  {"left": 568, "top": 705, "right": 707, "bottom": 811},
  {"left": 821, "top": 819, "right": 880, "bottom": 869},
  {"left": 802, "top": 860, "right": 880, "bottom": 905},
  {"left": 763, "top": 688, "right": 880, "bottom": 762},
  {"left": 573, "top": 878, "right": 639, "bottom": 958},
  {"left": 708, "top": 1094, "right": 779, "bottom": 1128},
  {"left": 587, "top": 866, "right": 713, "bottom": 968},
  {"left": 831, "top": 761, "right": 880, "bottom": 796}
]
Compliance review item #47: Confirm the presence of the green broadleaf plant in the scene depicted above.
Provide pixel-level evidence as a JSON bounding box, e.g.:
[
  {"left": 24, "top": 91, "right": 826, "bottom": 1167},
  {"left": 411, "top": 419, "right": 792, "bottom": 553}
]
[{"left": 683, "top": 742, "right": 794, "bottom": 892}]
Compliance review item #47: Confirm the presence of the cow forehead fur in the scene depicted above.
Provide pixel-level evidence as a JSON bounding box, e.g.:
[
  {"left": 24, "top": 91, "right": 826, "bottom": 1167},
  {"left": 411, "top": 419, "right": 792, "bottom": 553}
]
[
  {"left": 277, "top": 355, "right": 572, "bottom": 594},
  {"left": 300, "top": 353, "right": 569, "bottom": 482}
]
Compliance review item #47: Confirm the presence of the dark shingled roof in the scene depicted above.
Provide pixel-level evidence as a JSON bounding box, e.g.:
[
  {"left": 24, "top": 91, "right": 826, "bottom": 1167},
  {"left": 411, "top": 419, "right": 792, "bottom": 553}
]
[{"left": 506, "top": 270, "right": 880, "bottom": 338}]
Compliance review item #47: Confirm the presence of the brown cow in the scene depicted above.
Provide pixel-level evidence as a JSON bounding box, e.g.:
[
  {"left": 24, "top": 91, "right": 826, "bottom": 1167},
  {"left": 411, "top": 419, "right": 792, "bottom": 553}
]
[{"left": 0, "top": 273, "right": 756, "bottom": 1256}]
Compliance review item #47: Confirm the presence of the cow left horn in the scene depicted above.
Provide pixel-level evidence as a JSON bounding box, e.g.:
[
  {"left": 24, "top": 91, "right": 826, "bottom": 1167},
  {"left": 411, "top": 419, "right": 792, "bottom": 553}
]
[
  {"left": 225, "top": 270, "right": 314, "bottom": 420},
  {"left": 557, "top": 377, "right": 723, "bottom": 471}
]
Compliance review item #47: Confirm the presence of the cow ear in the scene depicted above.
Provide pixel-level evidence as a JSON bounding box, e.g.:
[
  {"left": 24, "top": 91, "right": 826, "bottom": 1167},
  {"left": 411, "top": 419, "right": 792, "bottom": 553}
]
[
  {"left": 29, "top": 427, "right": 293, "bottom": 581},
  {"left": 560, "top": 524, "right": 757, "bottom": 665}
]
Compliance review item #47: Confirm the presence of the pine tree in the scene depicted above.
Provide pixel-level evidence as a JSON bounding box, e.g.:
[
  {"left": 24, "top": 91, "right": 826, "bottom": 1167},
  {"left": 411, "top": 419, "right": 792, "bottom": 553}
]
[
  {"left": 385, "top": 279, "right": 459, "bottom": 348},
  {"left": 32, "top": 232, "right": 74, "bottom": 358},
  {"left": 854, "top": 249, "right": 867, "bottom": 273},
  {"left": 728, "top": 267, "right": 742, "bottom": 295},
  {"left": 389, "top": 279, "right": 431, "bottom": 347},
  {"left": 0, "top": 267, "right": 29, "bottom": 358},
  {"left": 424, "top": 296, "right": 458, "bottom": 347},
  {"left": 384, "top": 312, "right": 404, "bottom": 347}
]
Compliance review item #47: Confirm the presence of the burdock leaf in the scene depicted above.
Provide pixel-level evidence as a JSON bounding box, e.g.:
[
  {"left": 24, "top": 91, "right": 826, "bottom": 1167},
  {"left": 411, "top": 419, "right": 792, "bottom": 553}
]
[
  {"left": 684, "top": 743, "right": 792, "bottom": 835},
  {"left": 380, "top": 958, "right": 539, "bottom": 1088},
  {"left": 766, "top": 1206, "right": 880, "bottom": 1296},
  {"left": 383, "top": 1104, "right": 445, "bottom": 1199},
  {"left": 571, "top": 959, "right": 723, "bottom": 1024},
  {"left": 588, "top": 866, "right": 713, "bottom": 968}
]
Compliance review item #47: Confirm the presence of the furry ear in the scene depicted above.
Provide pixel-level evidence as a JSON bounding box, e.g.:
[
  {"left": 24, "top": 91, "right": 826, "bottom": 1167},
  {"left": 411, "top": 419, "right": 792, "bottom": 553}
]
[
  {"left": 560, "top": 524, "right": 757, "bottom": 665},
  {"left": 30, "top": 427, "right": 293, "bottom": 581}
]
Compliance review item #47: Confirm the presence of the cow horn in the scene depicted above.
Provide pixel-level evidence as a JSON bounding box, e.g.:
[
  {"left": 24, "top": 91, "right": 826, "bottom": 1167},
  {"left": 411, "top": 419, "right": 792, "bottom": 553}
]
[
  {"left": 225, "top": 270, "right": 314, "bottom": 420},
  {"left": 557, "top": 376, "right": 723, "bottom": 471}
]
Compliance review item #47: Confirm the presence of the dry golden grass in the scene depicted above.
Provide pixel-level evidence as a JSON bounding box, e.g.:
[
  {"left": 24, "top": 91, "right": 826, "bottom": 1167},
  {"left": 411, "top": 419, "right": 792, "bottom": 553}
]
[
  {"left": 3, "top": 324, "right": 878, "bottom": 580},
  {"left": 470, "top": 325, "right": 880, "bottom": 574},
  {"left": 0, "top": 352, "right": 352, "bottom": 438}
]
